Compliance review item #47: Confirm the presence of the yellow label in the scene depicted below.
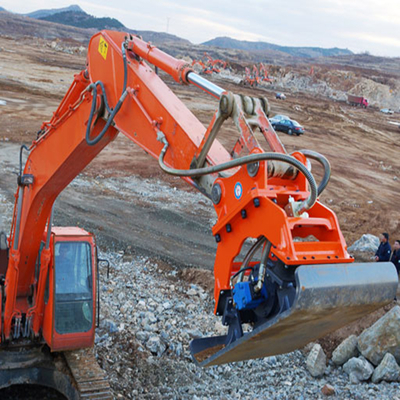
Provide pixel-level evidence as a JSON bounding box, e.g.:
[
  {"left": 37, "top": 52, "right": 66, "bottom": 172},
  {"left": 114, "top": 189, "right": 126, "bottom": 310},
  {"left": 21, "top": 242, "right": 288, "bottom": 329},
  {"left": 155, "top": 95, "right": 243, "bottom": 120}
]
[{"left": 98, "top": 36, "right": 109, "bottom": 60}]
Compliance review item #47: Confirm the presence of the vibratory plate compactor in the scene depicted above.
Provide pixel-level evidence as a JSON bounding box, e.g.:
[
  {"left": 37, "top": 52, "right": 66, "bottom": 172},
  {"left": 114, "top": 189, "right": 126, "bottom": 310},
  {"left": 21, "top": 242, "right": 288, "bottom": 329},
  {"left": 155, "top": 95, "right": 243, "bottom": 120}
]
[{"left": 191, "top": 260, "right": 397, "bottom": 366}]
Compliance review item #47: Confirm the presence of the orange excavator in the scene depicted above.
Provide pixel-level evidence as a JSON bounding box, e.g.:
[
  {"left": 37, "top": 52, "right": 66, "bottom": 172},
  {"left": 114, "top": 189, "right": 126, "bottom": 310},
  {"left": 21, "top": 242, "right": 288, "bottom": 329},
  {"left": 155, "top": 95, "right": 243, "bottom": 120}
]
[
  {"left": 259, "top": 62, "right": 273, "bottom": 83},
  {"left": 192, "top": 52, "right": 227, "bottom": 75},
  {"left": 0, "top": 30, "right": 398, "bottom": 397}
]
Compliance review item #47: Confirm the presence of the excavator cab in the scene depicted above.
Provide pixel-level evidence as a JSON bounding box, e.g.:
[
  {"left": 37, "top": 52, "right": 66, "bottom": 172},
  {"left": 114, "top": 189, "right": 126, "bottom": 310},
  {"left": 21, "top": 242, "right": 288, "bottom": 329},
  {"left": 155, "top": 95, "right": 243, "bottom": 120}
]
[{"left": 42, "top": 227, "right": 97, "bottom": 352}]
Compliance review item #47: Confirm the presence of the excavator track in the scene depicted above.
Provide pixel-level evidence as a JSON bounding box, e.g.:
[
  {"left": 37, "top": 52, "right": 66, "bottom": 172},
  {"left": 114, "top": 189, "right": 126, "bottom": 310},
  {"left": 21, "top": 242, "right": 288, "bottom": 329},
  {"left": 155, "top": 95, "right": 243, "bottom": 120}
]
[
  {"left": 0, "top": 346, "right": 112, "bottom": 399},
  {"left": 191, "top": 262, "right": 398, "bottom": 367},
  {"left": 64, "top": 349, "right": 112, "bottom": 399}
]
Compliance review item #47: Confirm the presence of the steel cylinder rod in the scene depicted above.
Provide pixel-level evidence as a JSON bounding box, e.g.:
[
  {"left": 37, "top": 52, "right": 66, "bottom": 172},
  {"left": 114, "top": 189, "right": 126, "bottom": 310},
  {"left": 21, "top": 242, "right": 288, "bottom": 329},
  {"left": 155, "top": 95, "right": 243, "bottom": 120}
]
[
  {"left": 127, "top": 35, "right": 225, "bottom": 98},
  {"left": 187, "top": 72, "right": 225, "bottom": 99}
]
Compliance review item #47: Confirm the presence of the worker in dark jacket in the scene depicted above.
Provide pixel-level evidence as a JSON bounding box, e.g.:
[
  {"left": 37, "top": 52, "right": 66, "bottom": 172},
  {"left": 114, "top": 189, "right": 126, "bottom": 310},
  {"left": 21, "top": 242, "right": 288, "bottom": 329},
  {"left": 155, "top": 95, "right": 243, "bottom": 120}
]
[
  {"left": 391, "top": 240, "right": 400, "bottom": 274},
  {"left": 375, "top": 232, "right": 391, "bottom": 262}
]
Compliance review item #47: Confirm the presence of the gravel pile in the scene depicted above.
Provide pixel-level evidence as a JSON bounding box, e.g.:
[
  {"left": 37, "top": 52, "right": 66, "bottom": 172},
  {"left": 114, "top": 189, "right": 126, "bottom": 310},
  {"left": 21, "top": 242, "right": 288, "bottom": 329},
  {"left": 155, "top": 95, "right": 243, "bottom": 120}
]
[
  {"left": 94, "top": 251, "right": 400, "bottom": 399},
  {"left": 70, "top": 174, "right": 215, "bottom": 223}
]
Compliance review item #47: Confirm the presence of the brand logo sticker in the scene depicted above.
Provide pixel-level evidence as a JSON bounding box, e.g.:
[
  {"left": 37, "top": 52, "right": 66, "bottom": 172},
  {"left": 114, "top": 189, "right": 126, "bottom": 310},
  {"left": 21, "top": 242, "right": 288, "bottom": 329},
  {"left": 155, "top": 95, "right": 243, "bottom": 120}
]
[{"left": 234, "top": 182, "right": 242, "bottom": 199}]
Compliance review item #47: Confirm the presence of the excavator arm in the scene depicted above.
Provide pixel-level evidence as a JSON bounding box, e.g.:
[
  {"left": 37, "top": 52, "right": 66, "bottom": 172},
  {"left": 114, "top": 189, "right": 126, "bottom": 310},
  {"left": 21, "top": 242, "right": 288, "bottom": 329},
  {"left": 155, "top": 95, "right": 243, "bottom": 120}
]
[{"left": 3, "top": 31, "right": 397, "bottom": 368}]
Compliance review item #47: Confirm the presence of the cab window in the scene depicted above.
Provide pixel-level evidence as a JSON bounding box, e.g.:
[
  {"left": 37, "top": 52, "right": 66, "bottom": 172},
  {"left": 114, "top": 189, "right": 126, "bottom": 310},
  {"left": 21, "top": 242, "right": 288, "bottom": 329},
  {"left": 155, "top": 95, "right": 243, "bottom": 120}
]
[{"left": 54, "top": 241, "right": 93, "bottom": 334}]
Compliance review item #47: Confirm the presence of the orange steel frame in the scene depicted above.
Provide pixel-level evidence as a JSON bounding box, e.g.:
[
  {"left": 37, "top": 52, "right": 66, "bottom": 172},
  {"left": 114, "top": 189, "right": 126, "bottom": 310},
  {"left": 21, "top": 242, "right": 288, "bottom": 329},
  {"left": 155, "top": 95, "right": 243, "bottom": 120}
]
[{"left": 3, "top": 30, "right": 352, "bottom": 347}]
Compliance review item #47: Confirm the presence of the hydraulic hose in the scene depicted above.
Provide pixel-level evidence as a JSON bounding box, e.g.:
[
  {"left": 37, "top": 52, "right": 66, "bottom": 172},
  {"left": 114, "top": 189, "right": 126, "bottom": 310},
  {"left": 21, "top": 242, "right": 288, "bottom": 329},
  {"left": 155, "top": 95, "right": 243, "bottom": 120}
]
[
  {"left": 86, "top": 42, "right": 128, "bottom": 146},
  {"left": 298, "top": 149, "right": 331, "bottom": 196},
  {"left": 19, "top": 144, "right": 30, "bottom": 177},
  {"left": 233, "top": 236, "right": 266, "bottom": 285},
  {"left": 158, "top": 138, "right": 318, "bottom": 213}
]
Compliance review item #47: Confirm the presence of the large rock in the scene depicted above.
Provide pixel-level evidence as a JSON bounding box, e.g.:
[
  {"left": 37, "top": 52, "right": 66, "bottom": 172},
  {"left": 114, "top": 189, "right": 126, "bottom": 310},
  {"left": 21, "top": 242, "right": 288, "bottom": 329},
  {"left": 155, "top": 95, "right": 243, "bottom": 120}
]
[
  {"left": 358, "top": 306, "right": 400, "bottom": 365},
  {"left": 332, "top": 335, "right": 358, "bottom": 365},
  {"left": 306, "top": 343, "right": 326, "bottom": 377},
  {"left": 348, "top": 234, "right": 379, "bottom": 252},
  {"left": 371, "top": 353, "right": 400, "bottom": 383},
  {"left": 343, "top": 356, "right": 374, "bottom": 383}
]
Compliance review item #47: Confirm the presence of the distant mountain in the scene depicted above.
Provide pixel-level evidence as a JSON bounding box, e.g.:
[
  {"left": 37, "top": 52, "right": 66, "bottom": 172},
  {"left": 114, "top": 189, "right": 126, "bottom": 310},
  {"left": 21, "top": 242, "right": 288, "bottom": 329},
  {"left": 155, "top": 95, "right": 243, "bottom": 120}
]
[
  {"left": 0, "top": 10, "right": 95, "bottom": 42},
  {"left": 39, "top": 10, "right": 124, "bottom": 30},
  {"left": 0, "top": 9, "right": 190, "bottom": 47},
  {"left": 202, "top": 37, "right": 353, "bottom": 58},
  {"left": 129, "top": 30, "right": 190, "bottom": 45},
  {"left": 0, "top": 7, "right": 6, "bottom": 11},
  {"left": 25, "top": 4, "right": 83, "bottom": 19}
]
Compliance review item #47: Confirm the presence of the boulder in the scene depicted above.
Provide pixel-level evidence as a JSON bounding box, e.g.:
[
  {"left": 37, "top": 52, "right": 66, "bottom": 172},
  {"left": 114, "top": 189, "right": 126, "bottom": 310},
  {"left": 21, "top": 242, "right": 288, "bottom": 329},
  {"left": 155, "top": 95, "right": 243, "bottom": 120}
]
[
  {"left": 343, "top": 356, "right": 374, "bottom": 383},
  {"left": 348, "top": 234, "right": 379, "bottom": 252},
  {"left": 306, "top": 343, "right": 326, "bottom": 377},
  {"left": 332, "top": 335, "right": 358, "bottom": 365},
  {"left": 371, "top": 353, "right": 400, "bottom": 383},
  {"left": 358, "top": 306, "right": 400, "bottom": 365}
]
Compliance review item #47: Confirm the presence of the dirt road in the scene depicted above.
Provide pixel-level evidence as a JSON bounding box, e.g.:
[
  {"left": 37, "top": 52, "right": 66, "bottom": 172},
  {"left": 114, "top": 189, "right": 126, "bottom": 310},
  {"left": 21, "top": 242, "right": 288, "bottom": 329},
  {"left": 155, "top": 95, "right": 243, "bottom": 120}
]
[{"left": 0, "top": 140, "right": 217, "bottom": 269}]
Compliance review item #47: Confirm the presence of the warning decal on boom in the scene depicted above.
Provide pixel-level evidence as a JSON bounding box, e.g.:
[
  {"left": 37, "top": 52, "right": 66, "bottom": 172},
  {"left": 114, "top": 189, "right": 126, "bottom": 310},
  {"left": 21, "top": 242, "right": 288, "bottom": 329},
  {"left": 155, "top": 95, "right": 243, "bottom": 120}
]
[{"left": 98, "top": 36, "right": 109, "bottom": 60}]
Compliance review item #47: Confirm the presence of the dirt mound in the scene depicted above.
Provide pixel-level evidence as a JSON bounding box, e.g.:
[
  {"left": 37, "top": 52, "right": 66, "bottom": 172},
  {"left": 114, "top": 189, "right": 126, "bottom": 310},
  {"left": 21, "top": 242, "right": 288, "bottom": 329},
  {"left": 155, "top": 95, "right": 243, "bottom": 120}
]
[
  {"left": 265, "top": 66, "right": 400, "bottom": 108},
  {"left": 177, "top": 268, "right": 215, "bottom": 294},
  {"left": 350, "top": 77, "right": 400, "bottom": 108}
]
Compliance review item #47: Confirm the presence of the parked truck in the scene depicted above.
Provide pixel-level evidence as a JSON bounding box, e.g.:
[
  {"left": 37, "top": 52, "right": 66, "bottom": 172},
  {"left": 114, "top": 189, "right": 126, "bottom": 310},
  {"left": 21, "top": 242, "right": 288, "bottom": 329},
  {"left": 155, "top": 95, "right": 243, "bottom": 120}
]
[{"left": 347, "top": 94, "right": 369, "bottom": 108}]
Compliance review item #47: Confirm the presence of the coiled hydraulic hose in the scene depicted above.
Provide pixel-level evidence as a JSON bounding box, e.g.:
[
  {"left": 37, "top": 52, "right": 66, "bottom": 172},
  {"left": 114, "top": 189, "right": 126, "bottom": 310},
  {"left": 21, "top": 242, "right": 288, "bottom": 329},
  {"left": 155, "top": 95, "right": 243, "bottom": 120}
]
[
  {"left": 157, "top": 136, "right": 318, "bottom": 213},
  {"left": 86, "top": 42, "right": 128, "bottom": 146},
  {"left": 298, "top": 149, "right": 331, "bottom": 196}
]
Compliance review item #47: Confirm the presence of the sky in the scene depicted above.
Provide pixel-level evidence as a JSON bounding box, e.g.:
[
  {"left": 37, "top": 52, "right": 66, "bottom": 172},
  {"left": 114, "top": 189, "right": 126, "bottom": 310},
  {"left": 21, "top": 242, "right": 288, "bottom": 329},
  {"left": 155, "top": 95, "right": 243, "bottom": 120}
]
[{"left": 1, "top": 0, "right": 400, "bottom": 57}]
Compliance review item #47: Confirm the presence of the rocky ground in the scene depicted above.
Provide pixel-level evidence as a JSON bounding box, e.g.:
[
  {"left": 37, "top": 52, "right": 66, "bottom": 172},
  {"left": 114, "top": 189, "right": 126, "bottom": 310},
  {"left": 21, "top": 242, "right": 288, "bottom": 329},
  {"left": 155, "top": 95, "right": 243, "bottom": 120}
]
[{"left": 92, "top": 250, "right": 400, "bottom": 399}]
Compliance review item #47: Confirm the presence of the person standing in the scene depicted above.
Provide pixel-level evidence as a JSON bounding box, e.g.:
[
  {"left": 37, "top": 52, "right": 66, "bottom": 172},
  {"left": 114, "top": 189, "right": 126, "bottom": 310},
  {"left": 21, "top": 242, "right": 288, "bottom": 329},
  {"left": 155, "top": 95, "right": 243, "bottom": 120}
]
[
  {"left": 375, "top": 232, "right": 391, "bottom": 262},
  {"left": 391, "top": 239, "right": 400, "bottom": 274}
]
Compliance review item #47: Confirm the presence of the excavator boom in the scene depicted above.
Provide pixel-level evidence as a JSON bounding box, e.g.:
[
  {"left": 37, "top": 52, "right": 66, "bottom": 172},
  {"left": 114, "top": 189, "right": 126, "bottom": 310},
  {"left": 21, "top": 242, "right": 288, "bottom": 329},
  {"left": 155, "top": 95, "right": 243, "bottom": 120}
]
[{"left": 1, "top": 30, "right": 398, "bottom": 378}]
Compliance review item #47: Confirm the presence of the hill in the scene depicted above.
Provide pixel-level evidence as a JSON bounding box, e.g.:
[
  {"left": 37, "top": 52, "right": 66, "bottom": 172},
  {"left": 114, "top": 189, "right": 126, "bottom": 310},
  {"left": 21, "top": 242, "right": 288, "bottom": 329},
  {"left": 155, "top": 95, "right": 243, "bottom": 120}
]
[
  {"left": 0, "top": 7, "right": 6, "bottom": 12},
  {"left": 25, "top": 4, "right": 83, "bottom": 19},
  {"left": 39, "top": 10, "right": 124, "bottom": 30},
  {"left": 0, "top": 11, "right": 94, "bottom": 42},
  {"left": 0, "top": 11, "right": 189, "bottom": 47},
  {"left": 128, "top": 30, "right": 190, "bottom": 45},
  {"left": 202, "top": 36, "right": 353, "bottom": 58}
]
